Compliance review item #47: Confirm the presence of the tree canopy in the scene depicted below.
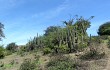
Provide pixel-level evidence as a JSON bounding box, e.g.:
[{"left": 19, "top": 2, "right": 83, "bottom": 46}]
[
  {"left": 44, "top": 26, "right": 61, "bottom": 36},
  {"left": 98, "top": 22, "right": 110, "bottom": 35},
  {"left": 6, "top": 42, "right": 18, "bottom": 52},
  {"left": 0, "top": 22, "right": 5, "bottom": 40}
]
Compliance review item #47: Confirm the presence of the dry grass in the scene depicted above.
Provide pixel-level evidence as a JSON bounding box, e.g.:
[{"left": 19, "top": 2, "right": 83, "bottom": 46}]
[{"left": 0, "top": 53, "right": 35, "bottom": 70}]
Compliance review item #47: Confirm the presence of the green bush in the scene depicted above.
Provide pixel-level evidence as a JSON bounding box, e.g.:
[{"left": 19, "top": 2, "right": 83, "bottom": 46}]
[
  {"left": 0, "top": 46, "right": 5, "bottom": 59},
  {"left": 19, "top": 59, "right": 36, "bottom": 70},
  {"left": 0, "top": 61, "right": 4, "bottom": 67},
  {"left": 9, "top": 60, "right": 15, "bottom": 65},
  {"left": 46, "top": 55, "right": 79, "bottom": 70},
  {"left": 100, "top": 35, "right": 109, "bottom": 40},
  {"left": 108, "top": 39, "right": 110, "bottom": 48},
  {"left": 43, "top": 47, "right": 52, "bottom": 54},
  {"left": 17, "top": 46, "right": 27, "bottom": 56},
  {"left": 58, "top": 45, "right": 69, "bottom": 53},
  {"left": 80, "top": 48, "right": 105, "bottom": 60},
  {"left": 77, "top": 43, "right": 87, "bottom": 51},
  {"left": 91, "top": 36, "right": 104, "bottom": 44},
  {"left": 4, "top": 50, "right": 12, "bottom": 56},
  {"left": 0, "top": 51, "right": 4, "bottom": 59},
  {"left": 6, "top": 42, "right": 18, "bottom": 53}
]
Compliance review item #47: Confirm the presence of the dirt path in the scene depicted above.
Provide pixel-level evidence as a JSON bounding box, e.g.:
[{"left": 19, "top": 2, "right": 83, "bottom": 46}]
[
  {"left": 104, "top": 56, "right": 110, "bottom": 70},
  {"left": 103, "top": 41, "right": 110, "bottom": 70}
]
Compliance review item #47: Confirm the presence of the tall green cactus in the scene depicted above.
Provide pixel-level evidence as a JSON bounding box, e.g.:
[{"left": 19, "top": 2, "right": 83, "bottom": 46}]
[
  {"left": 63, "top": 16, "right": 93, "bottom": 52},
  {"left": 63, "top": 19, "right": 80, "bottom": 52}
]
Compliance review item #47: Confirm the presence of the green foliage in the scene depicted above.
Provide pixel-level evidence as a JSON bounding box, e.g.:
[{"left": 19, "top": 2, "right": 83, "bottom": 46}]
[
  {"left": 0, "top": 22, "right": 5, "bottom": 40},
  {"left": 0, "top": 51, "right": 4, "bottom": 59},
  {"left": 0, "top": 61, "right": 5, "bottom": 70},
  {"left": 26, "top": 35, "right": 44, "bottom": 51},
  {"left": 26, "top": 40, "right": 36, "bottom": 51},
  {"left": 108, "top": 39, "right": 110, "bottom": 48},
  {"left": 62, "top": 16, "right": 93, "bottom": 53},
  {"left": 80, "top": 48, "right": 105, "bottom": 60},
  {"left": 24, "top": 16, "right": 94, "bottom": 54},
  {"left": 43, "top": 33, "right": 55, "bottom": 49},
  {"left": 17, "top": 45, "right": 27, "bottom": 56},
  {"left": 0, "top": 45, "right": 5, "bottom": 59},
  {"left": 46, "top": 55, "right": 79, "bottom": 70},
  {"left": 6, "top": 42, "right": 18, "bottom": 53},
  {"left": 0, "top": 62, "right": 4, "bottom": 67},
  {"left": 58, "top": 45, "right": 69, "bottom": 53},
  {"left": 98, "top": 22, "right": 110, "bottom": 35},
  {"left": 99, "top": 35, "right": 109, "bottom": 40},
  {"left": 20, "top": 45, "right": 27, "bottom": 52},
  {"left": 77, "top": 43, "right": 87, "bottom": 51},
  {"left": 43, "top": 47, "right": 52, "bottom": 54},
  {"left": 90, "top": 36, "right": 104, "bottom": 44},
  {"left": 9, "top": 60, "right": 15, "bottom": 65},
  {"left": 44, "top": 26, "right": 61, "bottom": 36},
  {"left": 19, "top": 59, "right": 36, "bottom": 70},
  {"left": 4, "top": 50, "right": 12, "bottom": 56}
]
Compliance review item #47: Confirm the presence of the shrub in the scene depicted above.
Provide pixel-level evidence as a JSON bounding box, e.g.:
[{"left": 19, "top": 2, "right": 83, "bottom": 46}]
[
  {"left": 77, "top": 43, "right": 87, "bottom": 51},
  {"left": 0, "top": 46, "right": 5, "bottom": 59},
  {"left": 9, "top": 60, "right": 15, "bottom": 65},
  {"left": 6, "top": 42, "right": 18, "bottom": 53},
  {"left": 80, "top": 47, "right": 105, "bottom": 60},
  {"left": 58, "top": 45, "right": 69, "bottom": 53},
  {"left": 46, "top": 55, "right": 80, "bottom": 70},
  {"left": 43, "top": 47, "right": 52, "bottom": 54},
  {"left": 4, "top": 50, "right": 12, "bottom": 56},
  {"left": 108, "top": 39, "right": 110, "bottom": 48},
  {"left": 0, "top": 62, "right": 5, "bottom": 70},
  {"left": 100, "top": 35, "right": 109, "bottom": 40},
  {"left": 19, "top": 59, "right": 36, "bottom": 70},
  {"left": 34, "top": 54, "right": 40, "bottom": 61},
  {"left": 17, "top": 50, "right": 27, "bottom": 57},
  {"left": 0, "top": 61, "right": 4, "bottom": 67},
  {"left": 91, "top": 36, "right": 104, "bottom": 44}
]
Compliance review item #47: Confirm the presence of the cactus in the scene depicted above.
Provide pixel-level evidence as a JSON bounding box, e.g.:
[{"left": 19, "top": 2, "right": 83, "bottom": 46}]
[{"left": 87, "top": 34, "right": 92, "bottom": 46}]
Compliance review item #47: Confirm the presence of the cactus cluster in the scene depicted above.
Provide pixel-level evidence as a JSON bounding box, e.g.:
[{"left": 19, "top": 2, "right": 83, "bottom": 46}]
[
  {"left": 60, "top": 16, "right": 93, "bottom": 52},
  {"left": 26, "top": 33, "right": 43, "bottom": 51},
  {"left": 26, "top": 16, "right": 94, "bottom": 53}
]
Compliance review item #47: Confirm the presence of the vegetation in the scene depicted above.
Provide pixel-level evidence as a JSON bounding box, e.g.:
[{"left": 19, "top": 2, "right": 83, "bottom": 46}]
[
  {"left": 19, "top": 59, "right": 36, "bottom": 70},
  {"left": 98, "top": 22, "right": 110, "bottom": 35},
  {"left": 1, "top": 15, "right": 110, "bottom": 70},
  {"left": 46, "top": 55, "right": 76, "bottom": 70},
  {"left": 0, "top": 45, "right": 5, "bottom": 59},
  {"left": 0, "top": 23, "right": 5, "bottom": 40},
  {"left": 6, "top": 42, "right": 18, "bottom": 53},
  {"left": 43, "top": 47, "right": 52, "bottom": 54},
  {"left": 108, "top": 39, "right": 110, "bottom": 48},
  {"left": 25, "top": 16, "right": 94, "bottom": 54}
]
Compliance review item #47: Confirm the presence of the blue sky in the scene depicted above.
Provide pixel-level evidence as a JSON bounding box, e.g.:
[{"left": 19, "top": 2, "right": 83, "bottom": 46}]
[{"left": 0, "top": 0, "right": 110, "bottom": 46}]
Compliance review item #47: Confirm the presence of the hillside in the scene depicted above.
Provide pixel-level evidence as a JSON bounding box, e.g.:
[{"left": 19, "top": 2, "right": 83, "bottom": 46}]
[
  {"left": 0, "top": 41, "right": 110, "bottom": 70},
  {"left": 0, "top": 16, "right": 110, "bottom": 70}
]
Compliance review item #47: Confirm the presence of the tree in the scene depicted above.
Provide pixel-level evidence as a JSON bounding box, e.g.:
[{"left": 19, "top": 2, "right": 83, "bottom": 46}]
[
  {"left": 98, "top": 22, "right": 110, "bottom": 35},
  {"left": 0, "top": 45, "right": 5, "bottom": 59},
  {"left": 44, "top": 26, "right": 61, "bottom": 36},
  {"left": 0, "top": 22, "right": 5, "bottom": 40},
  {"left": 6, "top": 42, "right": 18, "bottom": 53},
  {"left": 0, "top": 22, "right": 5, "bottom": 58}
]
